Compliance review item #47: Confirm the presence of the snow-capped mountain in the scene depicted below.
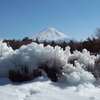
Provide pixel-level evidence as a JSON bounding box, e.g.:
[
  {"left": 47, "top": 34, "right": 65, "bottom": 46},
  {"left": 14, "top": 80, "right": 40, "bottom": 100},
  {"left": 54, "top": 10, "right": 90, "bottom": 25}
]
[{"left": 30, "top": 27, "right": 71, "bottom": 42}]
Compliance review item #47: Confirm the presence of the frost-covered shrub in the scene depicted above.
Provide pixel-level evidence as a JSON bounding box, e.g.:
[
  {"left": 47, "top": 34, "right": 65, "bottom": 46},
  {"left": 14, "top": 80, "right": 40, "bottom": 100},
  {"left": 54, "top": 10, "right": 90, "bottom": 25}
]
[
  {"left": 0, "top": 41, "right": 98, "bottom": 84},
  {"left": 39, "top": 58, "right": 64, "bottom": 82},
  {"left": 0, "top": 40, "right": 13, "bottom": 56},
  {"left": 58, "top": 61, "right": 96, "bottom": 85},
  {"left": 9, "top": 66, "right": 41, "bottom": 82},
  {"left": 0, "top": 60, "right": 16, "bottom": 77},
  {"left": 9, "top": 70, "right": 30, "bottom": 82},
  {"left": 94, "top": 55, "right": 100, "bottom": 79},
  {"left": 68, "top": 49, "right": 95, "bottom": 73}
]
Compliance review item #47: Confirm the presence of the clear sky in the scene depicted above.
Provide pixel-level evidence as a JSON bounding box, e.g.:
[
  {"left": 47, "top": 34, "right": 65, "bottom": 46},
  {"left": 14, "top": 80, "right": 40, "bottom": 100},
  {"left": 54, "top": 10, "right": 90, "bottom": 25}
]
[{"left": 0, "top": 0, "right": 100, "bottom": 41}]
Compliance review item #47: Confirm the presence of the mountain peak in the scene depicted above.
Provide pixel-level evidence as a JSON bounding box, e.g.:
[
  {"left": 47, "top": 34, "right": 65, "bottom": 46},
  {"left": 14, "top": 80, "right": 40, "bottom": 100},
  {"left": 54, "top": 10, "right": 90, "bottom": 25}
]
[
  {"left": 30, "top": 27, "right": 70, "bottom": 42},
  {"left": 42, "top": 27, "right": 58, "bottom": 33},
  {"left": 46, "top": 27, "right": 54, "bottom": 29},
  {"left": 46, "top": 27, "right": 55, "bottom": 29}
]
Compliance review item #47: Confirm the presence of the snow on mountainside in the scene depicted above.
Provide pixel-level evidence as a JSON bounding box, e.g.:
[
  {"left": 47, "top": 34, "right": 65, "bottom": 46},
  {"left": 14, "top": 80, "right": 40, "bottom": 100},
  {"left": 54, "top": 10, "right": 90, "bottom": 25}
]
[{"left": 30, "top": 27, "right": 71, "bottom": 42}]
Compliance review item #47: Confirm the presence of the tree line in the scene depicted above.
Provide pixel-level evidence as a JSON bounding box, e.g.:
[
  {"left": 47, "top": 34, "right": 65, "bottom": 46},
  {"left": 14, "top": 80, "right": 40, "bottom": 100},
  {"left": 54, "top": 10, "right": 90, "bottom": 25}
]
[{"left": 3, "top": 28, "right": 100, "bottom": 54}]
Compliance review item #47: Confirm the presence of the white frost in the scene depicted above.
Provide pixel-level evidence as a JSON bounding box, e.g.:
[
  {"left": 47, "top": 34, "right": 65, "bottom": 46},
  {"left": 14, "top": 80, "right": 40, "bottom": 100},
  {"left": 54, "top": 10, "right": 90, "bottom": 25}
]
[{"left": 0, "top": 41, "right": 98, "bottom": 85}]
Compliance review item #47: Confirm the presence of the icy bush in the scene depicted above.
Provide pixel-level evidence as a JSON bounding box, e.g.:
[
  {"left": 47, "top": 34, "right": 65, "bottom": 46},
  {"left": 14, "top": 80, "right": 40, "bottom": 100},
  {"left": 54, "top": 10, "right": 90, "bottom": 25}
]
[
  {"left": 9, "top": 67, "right": 41, "bottom": 82},
  {"left": 0, "top": 40, "right": 13, "bottom": 56},
  {"left": 0, "top": 41, "right": 98, "bottom": 84},
  {"left": 68, "top": 49, "right": 95, "bottom": 71},
  {"left": 67, "top": 63, "right": 96, "bottom": 85},
  {"left": 94, "top": 55, "right": 100, "bottom": 79},
  {"left": 58, "top": 61, "right": 96, "bottom": 85}
]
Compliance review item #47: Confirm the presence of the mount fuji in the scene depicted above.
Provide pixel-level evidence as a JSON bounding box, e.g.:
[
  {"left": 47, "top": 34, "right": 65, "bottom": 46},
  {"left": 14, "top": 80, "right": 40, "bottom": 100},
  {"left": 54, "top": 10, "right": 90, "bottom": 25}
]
[{"left": 30, "top": 27, "right": 71, "bottom": 43}]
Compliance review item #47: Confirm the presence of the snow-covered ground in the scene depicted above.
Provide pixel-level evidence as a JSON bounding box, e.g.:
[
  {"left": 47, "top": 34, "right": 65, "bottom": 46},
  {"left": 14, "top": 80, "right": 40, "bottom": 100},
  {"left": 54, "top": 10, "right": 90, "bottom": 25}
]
[
  {"left": 0, "top": 40, "right": 100, "bottom": 100},
  {"left": 0, "top": 77, "right": 100, "bottom": 100}
]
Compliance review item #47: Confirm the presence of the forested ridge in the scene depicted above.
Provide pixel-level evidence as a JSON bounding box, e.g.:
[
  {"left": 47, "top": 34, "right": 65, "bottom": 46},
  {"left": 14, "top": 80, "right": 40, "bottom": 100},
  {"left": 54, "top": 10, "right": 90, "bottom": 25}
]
[{"left": 3, "top": 28, "right": 100, "bottom": 54}]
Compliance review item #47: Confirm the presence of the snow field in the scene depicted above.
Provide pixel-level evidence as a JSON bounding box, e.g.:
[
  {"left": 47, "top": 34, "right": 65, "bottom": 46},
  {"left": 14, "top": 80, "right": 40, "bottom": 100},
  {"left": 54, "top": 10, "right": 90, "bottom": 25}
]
[
  {"left": 0, "top": 40, "right": 100, "bottom": 85},
  {"left": 0, "top": 77, "right": 100, "bottom": 100}
]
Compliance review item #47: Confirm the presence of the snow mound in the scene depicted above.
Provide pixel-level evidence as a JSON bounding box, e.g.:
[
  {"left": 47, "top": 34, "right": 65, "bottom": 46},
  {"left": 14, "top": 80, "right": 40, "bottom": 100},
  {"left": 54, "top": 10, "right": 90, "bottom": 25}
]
[
  {"left": 0, "top": 40, "right": 13, "bottom": 56},
  {"left": 0, "top": 41, "right": 98, "bottom": 85}
]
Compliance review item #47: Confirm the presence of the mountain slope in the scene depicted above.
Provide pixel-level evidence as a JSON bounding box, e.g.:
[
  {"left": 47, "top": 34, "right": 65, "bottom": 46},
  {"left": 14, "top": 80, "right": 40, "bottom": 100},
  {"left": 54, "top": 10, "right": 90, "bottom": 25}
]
[{"left": 30, "top": 27, "right": 70, "bottom": 42}]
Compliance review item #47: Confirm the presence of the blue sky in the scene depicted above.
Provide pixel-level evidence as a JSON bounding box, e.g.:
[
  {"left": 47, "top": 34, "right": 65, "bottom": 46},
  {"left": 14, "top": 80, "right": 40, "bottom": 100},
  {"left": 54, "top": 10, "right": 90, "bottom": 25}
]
[{"left": 0, "top": 0, "right": 100, "bottom": 41}]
